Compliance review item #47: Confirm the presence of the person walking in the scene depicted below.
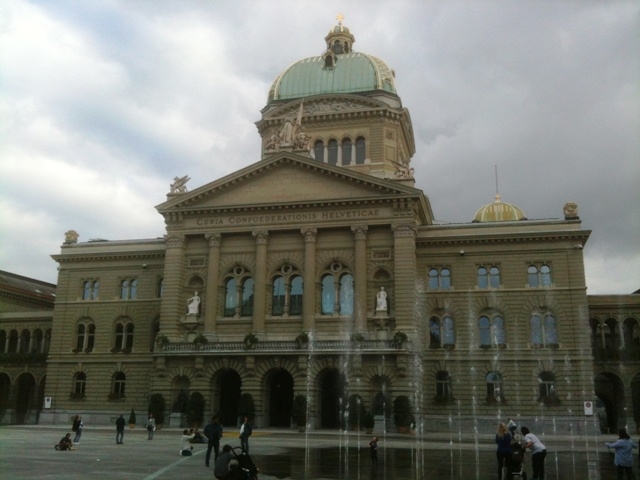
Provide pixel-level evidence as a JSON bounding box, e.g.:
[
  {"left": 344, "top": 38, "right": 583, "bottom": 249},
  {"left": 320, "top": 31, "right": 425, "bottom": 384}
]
[
  {"left": 72, "top": 415, "right": 83, "bottom": 444},
  {"left": 146, "top": 413, "right": 156, "bottom": 440},
  {"left": 495, "top": 422, "right": 512, "bottom": 480},
  {"left": 239, "top": 416, "right": 252, "bottom": 454},
  {"left": 115, "top": 414, "right": 126, "bottom": 444},
  {"left": 369, "top": 436, "right": 379, "bottom": 466},
  {"left": 521, "top": 426, "right": 547, "bottom": 480},
  {"left": 606, "top": 428, "right": 637, "bottom": 480},
  {"left": 204, "top": 415, "right": 223, "bottom": 467}
]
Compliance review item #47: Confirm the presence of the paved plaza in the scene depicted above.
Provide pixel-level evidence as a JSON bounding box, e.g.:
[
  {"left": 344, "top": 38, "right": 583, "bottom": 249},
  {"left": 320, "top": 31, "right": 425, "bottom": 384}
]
[{"left": 0, "top": 425, "right": 629, "bottom": 479}]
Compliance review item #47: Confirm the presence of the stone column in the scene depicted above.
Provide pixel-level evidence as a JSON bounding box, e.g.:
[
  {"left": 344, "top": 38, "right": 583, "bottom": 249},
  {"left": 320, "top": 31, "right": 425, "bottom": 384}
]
[
  {"left": 204, "top": 233, "right": 221, "bottom": 337},
  {"left": 252, "top": 230, "right": 269, "bottom": 335},
  {"left": 392, "top": 223, "right": 417, "bottom": 331},
  {"left": 301, "top": 228, "right": 317, "bottom": 332},
  {"left": 160, "top": 233, "right": 186, "bottom": 338},
  {"left": 351, "top": 225, "right": 368, "bottom": 333}
]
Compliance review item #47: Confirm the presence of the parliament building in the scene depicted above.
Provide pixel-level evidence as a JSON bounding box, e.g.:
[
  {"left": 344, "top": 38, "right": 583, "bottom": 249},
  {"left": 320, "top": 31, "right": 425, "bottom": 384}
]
[{"left": 1, "top": 20, "right": 639, "bottom": 434}]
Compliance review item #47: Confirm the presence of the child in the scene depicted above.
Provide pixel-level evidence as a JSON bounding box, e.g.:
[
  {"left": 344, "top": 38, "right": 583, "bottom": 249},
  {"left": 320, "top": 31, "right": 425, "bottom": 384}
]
[{"left": 369, "top": 436, "right": 379, "bottom": 465}]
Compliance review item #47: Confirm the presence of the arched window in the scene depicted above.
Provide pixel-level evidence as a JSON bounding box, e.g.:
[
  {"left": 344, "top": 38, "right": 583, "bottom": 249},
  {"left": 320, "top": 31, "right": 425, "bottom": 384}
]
[
  {"left": 120, "top": 279, "right": 138, "bottom": 299},
  {"left": 241, "top": 278, "right": 254, "bottom": 316},
  {"left": 150, "top": 320, "right": 160, "bottom": 352},
  {"left": 8, "top": 330, "right": 18, "bottom": 353},
  {"left": 429, "top": 317, "right": 441, "bottom": 348},
  {"left": 544, "top": 314, "right": 557, "bottom": 346},
  {"left": 130, "top": 280, "right": 138, "bottom": 299},
  {"left": 113, "top": 321, "right": 134, "bottom": 352},
  {"left": 0, "top": 330, "right": 5, "bottom": 353},
  {"left": 223, "top": 266, "right": 254, "bottom": 318},
  {"left": 125, "top": 324, "right": 134, "bottom": 350},
  {"left": 314, "top": 140, "right": 324, "bottom": 162},
  {"left": 486, "top": 371, "right": 503, "bottom": 401},
  {"left": 82, "top": 280, "right": 99, "bottom": 300},
  {"left": 321, "top": 262, "right": 354, "bottom": 316},
  {"left": 355, "top": 137, "right": 365, "bottom": 164},
  {"left": 339, "top": 273, "right": 354, "bottom": 315},
  {"left": 76, "top": 324, "right": 86, "bottom": 351},
  {"left": 271, "top": 265, "right": 303, "bottom": 317},
  {"left": 435, "top": 371, "right": 452, "bottom": 402},
  {"left": 73, "top": 372, "right": 86, "bottom": 397},
  {"left": 44, "top": 329, "right": 51, "bottom": 354},
  {"left": 479, "top": 315, "right": 505, "bottom": 347},
  {"left": 157, "top": 278, "right": 164, "bottom": 298},
  {"left": 114, "top": 324, "right": 124, "bottom": 351},
  {"left": 530, "top": 315, "right": 542, "bottom": 347},
  {"left": 479, "top": 266, "right": 500, "bottom": 288},
  {"left": 528, "top": 264, "right": 552, "bottom": 288},
  {"left": 623, "top": 318, "right": 640, "bottom": 349},
  {"left": 32, "top": 329, "right": 43, "bottom": 353},
  {"left": 342, "top": 138, "right": 352, "bottom": 165},
  {"left": 120, "top": 280, "right": 130, "bottom": 299},
  {"left": 443, "top": 316, "right": 455, "bottom": 346},
  {"left": 19, "top": 329, "right": 30, "bottom": 353},
  {"left": 428, "top": 267, "right": 451, "bottom": 290},
  {"left": 224, "top": 278, "right": 237, "bottom": 317},
  {"left": 86, "top": 324, "right": 95, "bottom": 352},
  {"left": 538, "top": 371, "right": 557, "bottom": 403},
  {"left": 321, "top": 275, "right": 335, "bottom": 315},
  {"left": 112, "top": 372, "right": 126, "bottom": 398},
  {"left": 327, "top": 139, "right": 338, "bottom": 165}
]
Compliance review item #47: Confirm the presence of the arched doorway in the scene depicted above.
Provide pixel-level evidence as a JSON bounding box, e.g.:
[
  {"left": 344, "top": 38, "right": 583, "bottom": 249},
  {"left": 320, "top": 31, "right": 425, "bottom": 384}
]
[
  {"left": 267, "top": 369, "right": 293, "bottom": 427},
  {"left": 0, "top": 373, "right": 10, "bottom": 422},
  {"left": 15, "top": 373, "right": 36, "bottom": 424},
  {"left": 319, "top": 369, "right": 347, "bottom": 429},
  {"left": 595, "top": 372, "right": 625, "bottom": 433},
  {"left": 218, "top": 370, "right": 241, "bottom": 427}
]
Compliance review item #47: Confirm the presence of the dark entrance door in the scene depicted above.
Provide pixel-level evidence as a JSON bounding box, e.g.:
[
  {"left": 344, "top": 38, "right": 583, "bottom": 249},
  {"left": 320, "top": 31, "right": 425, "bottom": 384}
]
[
  {"left": 218, "top": 370, "right": 241, "bottom": 427},
  {"left": 269, "top": 369, "right": 293, "bottom": 427},
  {"left": 320, "top": 369, "right": 346, "bottom": 428},
  {"left": 15, "top": 374, "right": 35, "bottom": 424}
]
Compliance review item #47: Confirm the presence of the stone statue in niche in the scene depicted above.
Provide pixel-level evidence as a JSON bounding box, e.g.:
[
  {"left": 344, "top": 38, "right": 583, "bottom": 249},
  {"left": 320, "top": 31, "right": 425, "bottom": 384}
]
[
  {"left": 187, "top": 291, "right": 200, "bottom": 315},
  {"left": 376, "top": 287, "right": 388, "bottom": 312}
]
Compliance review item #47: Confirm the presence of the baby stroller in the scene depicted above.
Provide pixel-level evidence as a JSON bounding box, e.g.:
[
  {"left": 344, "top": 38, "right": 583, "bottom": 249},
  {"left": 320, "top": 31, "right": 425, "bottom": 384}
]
[
  {"left": 228, "top": 446, "right": 259, "bottom": 480},
  {"left": 503, "top": 442, "right": 527, "bottom": 480}
]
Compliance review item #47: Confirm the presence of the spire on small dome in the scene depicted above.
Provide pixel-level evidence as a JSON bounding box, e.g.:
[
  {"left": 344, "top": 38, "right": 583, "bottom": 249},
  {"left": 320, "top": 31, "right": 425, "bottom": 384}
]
[{"left": 325, "top": 14, "right": 355, "bottom": 54}]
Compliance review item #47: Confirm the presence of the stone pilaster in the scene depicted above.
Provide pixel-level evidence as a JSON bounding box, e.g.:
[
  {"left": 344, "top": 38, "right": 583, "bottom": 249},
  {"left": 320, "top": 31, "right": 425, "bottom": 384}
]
[
  {"left": 252, "top": 230, "right": 269, "bottom": 335},
  {"left": 351, "top": 225, "right": 368, "bottom": 333},
  {"left": 160, "top": 233, "right": 186, "bottom": 338},
  {"left": 204, "top": 233, "right": 221, "bottom": 336},
  {"left": 392, "top": 223, "right": 417, "bottom": 331},
  {"left": 301, "top": 228, "right": 317, "bottom": 332}
]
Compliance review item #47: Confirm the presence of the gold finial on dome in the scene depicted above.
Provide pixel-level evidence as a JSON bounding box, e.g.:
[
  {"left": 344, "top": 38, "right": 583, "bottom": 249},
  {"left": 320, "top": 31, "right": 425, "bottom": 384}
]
[{"left": 336, "top": 13, "right": 345, "bottom": 25}]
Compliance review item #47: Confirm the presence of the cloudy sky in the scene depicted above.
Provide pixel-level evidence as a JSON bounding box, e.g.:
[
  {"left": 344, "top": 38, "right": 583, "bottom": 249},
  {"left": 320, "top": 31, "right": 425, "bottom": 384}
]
[{"left": 1, "top": 0, "right": 638, "bottom": 294}]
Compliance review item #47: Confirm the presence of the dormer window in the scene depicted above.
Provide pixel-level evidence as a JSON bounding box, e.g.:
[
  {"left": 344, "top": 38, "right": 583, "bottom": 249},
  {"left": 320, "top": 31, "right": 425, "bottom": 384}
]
[{"left": 323, "top": 51, "right": 336, "bottom": 68}]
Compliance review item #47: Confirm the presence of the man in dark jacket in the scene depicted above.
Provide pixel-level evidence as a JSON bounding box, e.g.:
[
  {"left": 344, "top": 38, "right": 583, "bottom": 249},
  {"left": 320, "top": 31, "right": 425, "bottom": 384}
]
[
  {"left": 204, "top": 415, "right": 223, "bottom": 466},
  {"left": 115, "top": 414, "right": 126, "bottom": 444}
]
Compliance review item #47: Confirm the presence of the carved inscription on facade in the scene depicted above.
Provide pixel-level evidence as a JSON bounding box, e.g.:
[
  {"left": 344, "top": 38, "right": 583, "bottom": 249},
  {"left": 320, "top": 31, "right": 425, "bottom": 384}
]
[{"left": 194, "top": 209, "right": 382, "bottom": 227}]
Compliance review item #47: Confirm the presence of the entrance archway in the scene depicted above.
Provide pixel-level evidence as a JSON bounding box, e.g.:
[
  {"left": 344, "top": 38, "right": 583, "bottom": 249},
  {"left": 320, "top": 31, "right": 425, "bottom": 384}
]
[
  {"left": 218, "top": 370, "right": 241, "bottom": 427},
  {"left": 267, "top": 369, "right": 293, "bottom": 427},
  {"left": 0, "top": 373, "right": 10, "bottom": 421},
  {"left": 15, "top": 373, "right": 35, "bottom": 424},
  {"left": 595, "top": 372, "right": 625, "bottom": 433},
  {"left": 319, "top": 369, "right": 347, "bottom": 429}
]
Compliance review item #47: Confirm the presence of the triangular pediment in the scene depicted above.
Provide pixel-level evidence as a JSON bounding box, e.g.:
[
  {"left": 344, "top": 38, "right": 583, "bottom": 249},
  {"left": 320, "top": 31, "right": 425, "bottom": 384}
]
[{"left": 157, "top": 153, "right": 431, "bottom": 223}]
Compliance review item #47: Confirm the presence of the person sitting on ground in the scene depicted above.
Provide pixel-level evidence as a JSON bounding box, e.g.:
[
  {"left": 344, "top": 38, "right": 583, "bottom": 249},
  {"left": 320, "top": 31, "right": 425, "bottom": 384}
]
[
  {"left": 189, "top": 427, "right": 207, "bottom": 444},
  {"left": 57, "top": 433, "right": 74, "bottom": 451},
  {"left": 180, "top": 429, "right": 195, "bottom": 456},
  {"left": 214, "top": 444, "right": 237, "bottom": 480}
]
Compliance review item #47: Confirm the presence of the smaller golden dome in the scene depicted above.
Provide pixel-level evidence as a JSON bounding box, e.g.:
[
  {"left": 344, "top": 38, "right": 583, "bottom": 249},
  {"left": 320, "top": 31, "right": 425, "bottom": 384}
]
[{"left": 473, "top": 194, "right": 527, "bottom": 223}]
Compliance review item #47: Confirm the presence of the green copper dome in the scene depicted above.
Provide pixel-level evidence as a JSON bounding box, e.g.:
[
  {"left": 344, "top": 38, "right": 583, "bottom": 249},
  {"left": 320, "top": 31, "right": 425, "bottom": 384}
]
[{"left": 267, "top": 21, "right": 396, "bottom": 103}]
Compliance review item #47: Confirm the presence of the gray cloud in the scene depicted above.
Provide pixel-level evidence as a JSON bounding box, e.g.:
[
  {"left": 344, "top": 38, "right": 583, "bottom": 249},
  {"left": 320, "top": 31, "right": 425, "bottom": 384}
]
[{"left": 0, "top": 0, "right": 638, "bottom": 294}]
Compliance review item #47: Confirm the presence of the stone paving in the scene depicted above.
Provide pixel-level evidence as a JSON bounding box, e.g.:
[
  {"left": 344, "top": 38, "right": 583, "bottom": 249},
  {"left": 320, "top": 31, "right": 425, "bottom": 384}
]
[{"left": 0, "top": 425, "right": 630, "bottom": 479}]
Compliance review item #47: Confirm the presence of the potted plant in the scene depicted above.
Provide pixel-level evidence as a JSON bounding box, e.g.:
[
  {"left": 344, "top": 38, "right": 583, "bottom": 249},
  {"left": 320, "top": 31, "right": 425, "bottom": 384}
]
[
  {"left": 186, "top": 391, "right": 205, "bottom": 427},
  {"left": 295, "top": 332, "right": 309, "bottom": 349},
  {"left": 148, "top": 393, "right": 166, "bottom": 427},
  {"left": 243, "top": 333, "right": 259, "bottom": 350},
  {"left": 392, "top": 331, "right": 408, "bottom": 348},
  {"left": 193, "top": 334, "right": 208, "bottom": 349},
  {"left": 363, "top": 411, "right": 375, "bottom": 434},
  {"left": 393, "top": 395, "right": 413, "bottom": 433},
  {"left": 155, "top": 334, "right": 170, "bottom": 349},
  {"left": 128, "top": 408, "right": 136, "bottom": 428},
  {"left": 291, "top": 395, "right": 308, "bottom": 431}
]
